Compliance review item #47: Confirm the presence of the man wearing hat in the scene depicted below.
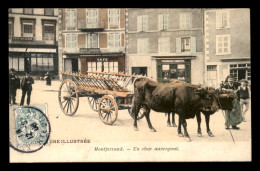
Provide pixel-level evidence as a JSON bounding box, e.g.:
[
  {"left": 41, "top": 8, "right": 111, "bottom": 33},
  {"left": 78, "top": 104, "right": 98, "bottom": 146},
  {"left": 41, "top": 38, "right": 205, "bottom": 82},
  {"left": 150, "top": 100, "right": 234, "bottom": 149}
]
[
  {"left": 19, "top": 72, "right": 34, "bottom": 106},
  {"left": 222, "top": 75, "right": 243, "bottom": 130},
  {"left": 9, "top": 68, "right": 20, "bottom": 106},
  {"left": 237, "top": 79, "right": 251, "bottom": 122}
]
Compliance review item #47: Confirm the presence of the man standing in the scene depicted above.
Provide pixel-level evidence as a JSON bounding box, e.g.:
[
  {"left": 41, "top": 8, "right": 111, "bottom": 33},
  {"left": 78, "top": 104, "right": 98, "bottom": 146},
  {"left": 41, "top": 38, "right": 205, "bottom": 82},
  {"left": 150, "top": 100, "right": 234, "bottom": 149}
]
[
  {"left": 222, "top": 76, "right": 243, "bottom": 130},
  {"left": 9, "top": 68, "right": 20, "bottom": 106},
  {"left": 20, "top": 72, "right": 34, "bottom": 106},
  {"left": 237, "top": 79, "right": 251, "bottom": 122}
]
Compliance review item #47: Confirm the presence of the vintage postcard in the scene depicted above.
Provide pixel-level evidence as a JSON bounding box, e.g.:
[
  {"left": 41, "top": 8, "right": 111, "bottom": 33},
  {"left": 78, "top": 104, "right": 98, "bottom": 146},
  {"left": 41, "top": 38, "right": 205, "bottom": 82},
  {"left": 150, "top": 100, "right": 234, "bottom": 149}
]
[{"left": 9, "top": 8, "right": 251, "bottom": 162}]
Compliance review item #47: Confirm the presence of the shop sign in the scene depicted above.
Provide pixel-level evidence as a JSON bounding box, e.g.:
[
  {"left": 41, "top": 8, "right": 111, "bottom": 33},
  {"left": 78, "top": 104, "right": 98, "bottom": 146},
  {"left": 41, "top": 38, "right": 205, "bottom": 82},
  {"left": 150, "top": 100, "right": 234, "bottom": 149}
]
[
  {"left": 80, "top": 48, "right": 100, "bottom": 54},
  {"left": 161, "top": 59, "right": 185, "bottom": 63},
  {"left": 12, "top": 37, "right": 34, "bottom": 41}
]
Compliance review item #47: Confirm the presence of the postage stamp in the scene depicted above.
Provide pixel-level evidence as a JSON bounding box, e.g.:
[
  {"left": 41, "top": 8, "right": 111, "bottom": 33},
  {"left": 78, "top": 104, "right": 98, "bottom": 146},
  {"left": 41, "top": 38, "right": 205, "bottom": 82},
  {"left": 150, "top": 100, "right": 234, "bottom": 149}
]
[{"left": 10, "top": 106, "right": 51, "bottom": 153}]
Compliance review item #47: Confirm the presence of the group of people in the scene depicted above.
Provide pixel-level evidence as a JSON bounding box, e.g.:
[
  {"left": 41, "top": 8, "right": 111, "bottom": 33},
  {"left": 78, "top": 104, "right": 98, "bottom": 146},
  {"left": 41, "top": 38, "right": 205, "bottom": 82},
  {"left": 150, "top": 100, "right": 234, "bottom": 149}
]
[
  {"left": 221, "top": 75, "right": 251, "bottom": 130},
  {"left": 9, "top": 68, "right": 52, "bottom": 106}
]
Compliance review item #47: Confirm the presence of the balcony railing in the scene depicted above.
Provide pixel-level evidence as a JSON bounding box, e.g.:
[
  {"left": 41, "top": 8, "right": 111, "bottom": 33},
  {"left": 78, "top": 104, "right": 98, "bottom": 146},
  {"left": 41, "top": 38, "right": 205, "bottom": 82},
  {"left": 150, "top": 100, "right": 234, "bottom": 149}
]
[
  {"left": 77, "top": 20, "right": 105, "bottom": 31},
  {"left": 9, "top": 36, "right": 57, "bottom": 45}
]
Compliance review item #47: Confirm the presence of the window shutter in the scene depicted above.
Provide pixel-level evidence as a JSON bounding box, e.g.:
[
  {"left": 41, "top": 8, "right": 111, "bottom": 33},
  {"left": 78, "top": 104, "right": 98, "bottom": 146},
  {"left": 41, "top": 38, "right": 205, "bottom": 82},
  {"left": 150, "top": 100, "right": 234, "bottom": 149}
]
[
  {"left": 137, "top": 16, "right": 142, "bottom": 31},
  {"left": 93, "top": 34, "right": 98, "bottom": 48},
  {"left": 216, "top": 11, "right": 221, "bottom": 29},
  {"left": 226, "top": 11, "right": 230, "bottom": 28},
  {"left": 143, "top": 16, "right": 148, "bottom": 31},
  {"left": 166, "top": 37, "right": 170, "bottom": 52},
  {"left": 176, "top": 38, "right": 181, "bottom": 53},
  {"left": 117, "top": 33, "right": 120, "bottom": 50},
  {"left": 191, "top": 37, "right": 196, "bottom": 53},
  {"left": 158, "top": 15, "right": 163, "bottom": 30},
  {"left": 164, "top": 14, "right": 169, "bottom": 30}
]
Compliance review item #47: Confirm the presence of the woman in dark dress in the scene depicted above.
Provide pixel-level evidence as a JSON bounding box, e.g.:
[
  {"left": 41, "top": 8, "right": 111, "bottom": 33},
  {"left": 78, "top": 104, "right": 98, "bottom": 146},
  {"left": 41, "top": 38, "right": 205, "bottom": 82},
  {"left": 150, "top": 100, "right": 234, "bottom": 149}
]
[{"left": 44, "top": 72, "right": 51, "bottom": 86}]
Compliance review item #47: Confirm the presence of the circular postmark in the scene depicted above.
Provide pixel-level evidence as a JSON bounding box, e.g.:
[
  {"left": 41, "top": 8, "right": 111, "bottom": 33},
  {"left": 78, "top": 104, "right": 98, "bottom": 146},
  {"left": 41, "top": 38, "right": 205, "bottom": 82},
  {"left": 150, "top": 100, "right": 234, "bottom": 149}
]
[{"left": 9, "top": 106, "right": 51, "bottom": 153}]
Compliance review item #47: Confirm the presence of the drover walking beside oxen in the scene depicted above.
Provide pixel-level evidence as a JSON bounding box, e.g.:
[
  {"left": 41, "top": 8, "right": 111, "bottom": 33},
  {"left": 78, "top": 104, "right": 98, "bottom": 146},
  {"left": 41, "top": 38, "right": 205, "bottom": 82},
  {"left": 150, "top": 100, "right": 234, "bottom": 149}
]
[
  {"left": 237, "top": 79, "right": 251, "bottom": 122},
  {"left": 9, "top": 68, "right": 20, "bottom": 106},
  {"left": 20, "top": 72, "right": 34, "bottom": 106},
  {"left": 222, "top": 76, "right": 243, "bottom": 130}
]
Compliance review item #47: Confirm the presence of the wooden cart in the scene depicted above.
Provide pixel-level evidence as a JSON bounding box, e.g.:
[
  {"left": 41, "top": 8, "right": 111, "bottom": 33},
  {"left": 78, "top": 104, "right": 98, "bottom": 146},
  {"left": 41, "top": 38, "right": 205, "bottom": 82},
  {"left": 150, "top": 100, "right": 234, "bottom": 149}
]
[{"left": 58, "top": 71, "right": 145, "bottom": 125}]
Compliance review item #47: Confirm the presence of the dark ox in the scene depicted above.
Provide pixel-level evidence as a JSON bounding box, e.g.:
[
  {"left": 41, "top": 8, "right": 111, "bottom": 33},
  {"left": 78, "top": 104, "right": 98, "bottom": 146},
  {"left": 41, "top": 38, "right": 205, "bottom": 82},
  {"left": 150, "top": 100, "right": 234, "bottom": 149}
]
[
  {"left": 131, "top": 78, "right": 220, "bottom": 141},
  {"left": 166, "top": 86, "right": 235, "bottom": 137}
]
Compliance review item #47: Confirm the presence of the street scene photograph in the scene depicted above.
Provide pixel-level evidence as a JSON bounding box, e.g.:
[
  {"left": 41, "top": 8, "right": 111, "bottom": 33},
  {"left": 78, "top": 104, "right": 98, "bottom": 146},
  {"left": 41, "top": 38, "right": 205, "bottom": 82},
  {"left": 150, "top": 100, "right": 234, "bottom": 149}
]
[{"left": 9, "top": 8, "right": 251, "bottom": 162}]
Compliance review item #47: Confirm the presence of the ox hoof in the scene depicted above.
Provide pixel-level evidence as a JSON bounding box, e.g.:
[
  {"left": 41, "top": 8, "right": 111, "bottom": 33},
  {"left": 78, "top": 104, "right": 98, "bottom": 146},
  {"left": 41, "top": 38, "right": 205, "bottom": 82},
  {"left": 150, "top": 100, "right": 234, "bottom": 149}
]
[
  {"left": 134, "top": 127, "right": 139, "bottom": 131},
  {"left": 185, "top": 137, "right": 191, "bottom": 142},
  {"left": 167, "top": 123, "right": 172, "bottom": 127},
  {"left": 150, "top": 128, "right": 157, "bottom": 132},
  {"left": 197, "top": 133, "right": 203, "bottom": 137},
  {"left": 172, "top": 123, "right": 177, "bottom": 127},
  {"left": 178, "top": 133, "right": 184, "bottom": 137},
  {"left": 208, "top": 132, "right": 214, "bottom": 137}
]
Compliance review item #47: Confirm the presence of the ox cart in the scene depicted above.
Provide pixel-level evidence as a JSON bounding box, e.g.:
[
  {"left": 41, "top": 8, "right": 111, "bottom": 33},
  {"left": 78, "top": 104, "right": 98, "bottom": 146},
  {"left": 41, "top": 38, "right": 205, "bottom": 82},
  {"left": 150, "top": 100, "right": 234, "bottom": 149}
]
[{"left": 58, "top": 71, "right": 145, "bottom": 125}]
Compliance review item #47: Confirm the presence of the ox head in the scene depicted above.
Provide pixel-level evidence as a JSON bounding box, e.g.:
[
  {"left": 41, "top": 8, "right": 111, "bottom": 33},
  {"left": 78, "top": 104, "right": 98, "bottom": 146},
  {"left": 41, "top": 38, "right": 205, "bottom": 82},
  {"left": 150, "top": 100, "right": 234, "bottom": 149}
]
[{"left": 194, "top": 87, "right": 219, "bottom": 114}]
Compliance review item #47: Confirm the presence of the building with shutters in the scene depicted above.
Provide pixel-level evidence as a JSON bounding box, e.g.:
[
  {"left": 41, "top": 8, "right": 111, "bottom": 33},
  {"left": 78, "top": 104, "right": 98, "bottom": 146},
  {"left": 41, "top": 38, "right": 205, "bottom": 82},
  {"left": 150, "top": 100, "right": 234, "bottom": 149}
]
[
  {"left": 204, "top": 8, "right": 251, "bottom": 87},
  {"left": 58, "top": 8, "right": 126, "bottom": 76},
  {"left": 126, "top": 8, "right": 205, "bottom": 84},
  {"left": 8, "top": 8, "right": 59, "bottom": 76}
]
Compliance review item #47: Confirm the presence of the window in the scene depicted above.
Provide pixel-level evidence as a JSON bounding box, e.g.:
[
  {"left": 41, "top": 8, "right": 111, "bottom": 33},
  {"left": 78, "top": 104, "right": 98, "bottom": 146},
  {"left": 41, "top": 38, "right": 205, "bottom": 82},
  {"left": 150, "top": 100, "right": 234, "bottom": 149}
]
[
  {"left": 207, "top": 65, "right": 217, "bottom": 87},
  {"left": 158, "top": 14, "right": 169, "bottom": 30},
  {"left": 162, "top": 64, "right": 186, "bottom": 80},
  {"left": 132, "top": 67, "right": 147, "bottom": 76},
  {"left": 9, "top": 20, "right": 13, "bottom": 39},
  {"left": 44, "top": 8, "right": 54, "bottom": 16},
  {"left": 216, "top": 35, "right": 230, "bottom": 55},
  {"left": 109, "top": 9, "right": 120, "bottom": 26},
  {"left": 65, "top": 9, "right": 77, "bottom": 30},
  {"left": 180, "top": 13, "right": 191, "bottom": 29},
  {"left": 137, "top": 15, "right": 148, "bottom": 31},
  {"left": 216, "top": 10, "right": 230, "bottom": 29},
  {"left": 23, "top": 24, "right": 33, "bottom": 37},
  {"left": 176, "top": 37, "right": 196, "bottom": 53},
  {"left": 43, "top": 25, "right": 54, "bottom": 41},
  {"left": 108, "top": 33, "right": 120, "bottom": 52},
  {"left": 34, "top": 53, "right": 54, "bottom": 71},
  {"left": 137, "top": 38, "right": 149, "bottom": 54},
  {"left": 86, "top": 9, "right": 98, "bottom": 28},
  {"left": 23, "top": 8, "right": 33, "bottom": 14},
  {"left": 9, "top": 56, "right": 24, "bottom": 71},
  {"left": 181, "top": 37, "right": 191, "bottom": 52},
  {"left": 87, "top": 58, "right": 118, "bottom": 72},
  {"left": 87, "top": 33, "right": 98, "bottom": 48},
  {"left": 66, "top": 34, "right": 77, "bottom": 51},
  {"left": 230, "top": 64, "right": 251, "bottom": 81},
  {"left": 159, "top": 37, "right": 170, "bottom": 53}
]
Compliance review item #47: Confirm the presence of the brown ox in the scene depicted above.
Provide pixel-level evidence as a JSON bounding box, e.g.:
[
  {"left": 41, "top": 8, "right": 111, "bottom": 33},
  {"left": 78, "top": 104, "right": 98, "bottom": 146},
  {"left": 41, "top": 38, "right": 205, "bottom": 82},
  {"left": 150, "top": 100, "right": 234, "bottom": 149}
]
[{"left": 131, "top": 78, "right": 220, "bottom": 141}]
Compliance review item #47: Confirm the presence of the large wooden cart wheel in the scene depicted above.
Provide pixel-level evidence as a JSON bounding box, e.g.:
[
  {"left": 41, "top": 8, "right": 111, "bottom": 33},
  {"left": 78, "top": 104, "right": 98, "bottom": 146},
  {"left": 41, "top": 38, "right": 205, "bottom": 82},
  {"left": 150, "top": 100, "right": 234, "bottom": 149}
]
[
  {"left": 87, "top": 97, "right": 100, "bottom": 112},
  {"left": 58, "top": 79, "right": 79, "bottom": 116},
  {"left": 128, "top": 107, "right": 145, "bottom": 120},
  {"left": 98, "top": 96, "right": 118, "bottom": 125}
]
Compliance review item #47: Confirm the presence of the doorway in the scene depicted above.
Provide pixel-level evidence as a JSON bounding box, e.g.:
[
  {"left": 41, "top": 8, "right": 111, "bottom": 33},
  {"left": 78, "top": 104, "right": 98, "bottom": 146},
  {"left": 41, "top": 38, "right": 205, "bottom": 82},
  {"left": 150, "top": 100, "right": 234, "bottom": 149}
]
[{"left": 72, "top": 58, "right": 78, "bottom": 73}]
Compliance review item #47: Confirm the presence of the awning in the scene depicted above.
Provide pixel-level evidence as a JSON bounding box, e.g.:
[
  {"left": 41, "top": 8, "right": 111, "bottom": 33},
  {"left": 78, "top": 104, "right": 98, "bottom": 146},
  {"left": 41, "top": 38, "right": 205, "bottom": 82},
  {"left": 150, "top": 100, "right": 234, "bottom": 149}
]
[{"left": 9, "top": 47, "right": 56, "bottom": 53}]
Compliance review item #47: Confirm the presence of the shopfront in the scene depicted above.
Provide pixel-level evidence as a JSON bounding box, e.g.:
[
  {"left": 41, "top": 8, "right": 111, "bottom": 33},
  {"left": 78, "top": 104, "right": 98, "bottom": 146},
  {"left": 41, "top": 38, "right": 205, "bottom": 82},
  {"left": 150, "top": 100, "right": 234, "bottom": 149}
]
[
  {"left": 156, "top": 57, "right": 192, "bottom": 83},
  {"left": 8, "top": 46, "right": 58, "bottom": 76}
]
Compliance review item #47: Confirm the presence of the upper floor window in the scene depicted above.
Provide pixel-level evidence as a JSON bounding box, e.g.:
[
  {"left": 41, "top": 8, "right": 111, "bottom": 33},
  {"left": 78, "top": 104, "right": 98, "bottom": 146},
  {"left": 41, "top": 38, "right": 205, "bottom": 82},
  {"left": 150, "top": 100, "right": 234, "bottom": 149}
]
[
  {"left": 158, "top": 14, "right": 169, "bottom": 30},
  {"left": 23, "top": 8, "right": 33, "bottom": 14},
  {"left": 86, "top": 9, "right": 98, "bottom": 28},
  {"left": 180, "top": 12, "right": 191, "bottom": 29},
  {"left": 108, "top": 33, "right": 120, "bottom": 52},
  {"left": 8, "top": 19, "right": 14, "bottom": 39},
  {"left": 176, "top": 37, "right": 196, "bottom": 53},
  {"left": 66, "top": 34, "right": 77, "bottom": 50},
  {"left": 44, "top": 8, "right": 54, "bottom": 16},
  {"left": 65, "top": 9, "right": 77, "bottom": 30},
  {"left": 216, "top": 35, "right": 231, "bottom": 55},
  {"left": 109, "top": 9, "right": 120, "bottom": 27},
  {"left": 137, "top": 38, "right": 149, "bottom": 54},
  {"left": 86, "top": 33, "right": 98, "bottom": 48},
  {"left": 137, "top": 15, "right": 148, "bottom": 31},
  {"left": 216, "top": 10, "right": 230, "bottom": 29},
  {"left": 159, "top": 37, "right": 170, "bottom": 53}
]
